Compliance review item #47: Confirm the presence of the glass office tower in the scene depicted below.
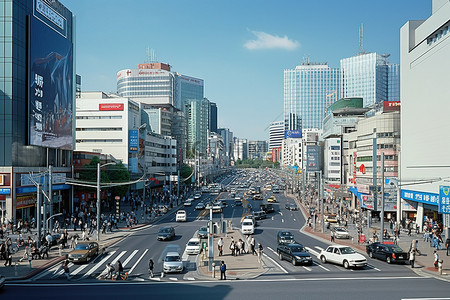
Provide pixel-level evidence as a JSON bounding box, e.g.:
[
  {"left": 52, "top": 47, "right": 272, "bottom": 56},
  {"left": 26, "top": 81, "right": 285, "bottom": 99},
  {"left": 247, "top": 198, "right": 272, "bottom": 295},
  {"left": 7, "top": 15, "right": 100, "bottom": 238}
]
[{"left": 284, "top": 63, "right": 339, "bottom": 130}]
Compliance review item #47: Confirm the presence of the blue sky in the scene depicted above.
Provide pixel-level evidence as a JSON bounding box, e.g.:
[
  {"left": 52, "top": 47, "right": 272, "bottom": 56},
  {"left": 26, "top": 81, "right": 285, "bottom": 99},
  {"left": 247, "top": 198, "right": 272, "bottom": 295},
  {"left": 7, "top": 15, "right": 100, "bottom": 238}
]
[{"left": 64, "top": 0, "right": 430, "bottom": 141}]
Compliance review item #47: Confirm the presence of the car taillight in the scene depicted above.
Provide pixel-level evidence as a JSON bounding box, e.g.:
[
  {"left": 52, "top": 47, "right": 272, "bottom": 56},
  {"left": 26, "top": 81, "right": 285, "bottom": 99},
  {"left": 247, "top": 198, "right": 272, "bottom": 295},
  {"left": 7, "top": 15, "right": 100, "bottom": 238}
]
[{"left": 392, "top": 253, "right": 396, "bottom": 259}]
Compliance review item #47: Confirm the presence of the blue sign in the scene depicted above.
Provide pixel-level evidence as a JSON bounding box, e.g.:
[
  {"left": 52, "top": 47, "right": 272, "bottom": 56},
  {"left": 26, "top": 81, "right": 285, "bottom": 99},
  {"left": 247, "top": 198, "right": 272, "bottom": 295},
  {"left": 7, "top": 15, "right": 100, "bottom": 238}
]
[
  {"left": 284, "top": 130, "right": 302, "bottom": 139},
  {"left": 129, "top": 130, "right": 139, "bottom": 153},
  {"left": 0, "top": 188, "right": 11, "bottom": 195},
  {"left": 401, "top": 189, "right": 439, "bottom": 206},
  {"left": 16, "top": 184, "right": 70, "bottom": 194},
  {"left": 439, "top": 186, "right": 450, "bottom": 214}
]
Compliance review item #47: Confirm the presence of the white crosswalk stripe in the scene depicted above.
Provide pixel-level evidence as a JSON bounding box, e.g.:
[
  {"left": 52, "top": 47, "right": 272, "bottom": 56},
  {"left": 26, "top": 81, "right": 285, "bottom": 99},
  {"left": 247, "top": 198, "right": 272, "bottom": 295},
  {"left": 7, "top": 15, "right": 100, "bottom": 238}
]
[
  {"left": 70, "top": 264, "right": 89, "bottom": 276},
  {"left": 305, "top": 246, "right": 319, "bottom": 257},
  {"left": 82, "top": 250, "right": 116, "bottom": 279},
  {"left": 123, "top": 250, "right": 139, "bottom": 267},
  {"left": 52, "top": 262, "right": 73, "bottom": 278}
]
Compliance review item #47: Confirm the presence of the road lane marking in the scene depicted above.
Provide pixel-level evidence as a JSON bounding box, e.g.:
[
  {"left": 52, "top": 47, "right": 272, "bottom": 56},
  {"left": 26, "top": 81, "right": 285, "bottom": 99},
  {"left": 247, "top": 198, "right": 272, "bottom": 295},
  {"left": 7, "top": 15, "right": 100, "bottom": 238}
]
[
  {"left": 123, "top": 250, "right": 139, "bottom": 267},
  {"left": 51, "top": 262, "right": 74, "bottom": 278},
  {"left": 366, "top": 263, "right": 381, "bottom": 271},
  {"left": 262, "top": 253, "right": 288, "bottom": 274},
  {"left": 169, "top": 277, "right": 178, "bottom": 281},
  {"left": 312, "top": 262, "right": 330, "bottom": 271},
  {"left": 70, "top": 264, "right": 89, "bottom": 276},
  {"left": 302, "top": 266, "right": 312, "bottom": 271},
  {"left": 314, "top": 246, "right": 324, "bottom": 252},
  {"left": 129, "top": 248, "right": 148, "bottom": 275},
  {"left": 305, "top": 247, "right": 319, "bottom": 257},
  {"left": 82, "top": 250, "right": 116, "bottom": 278}
]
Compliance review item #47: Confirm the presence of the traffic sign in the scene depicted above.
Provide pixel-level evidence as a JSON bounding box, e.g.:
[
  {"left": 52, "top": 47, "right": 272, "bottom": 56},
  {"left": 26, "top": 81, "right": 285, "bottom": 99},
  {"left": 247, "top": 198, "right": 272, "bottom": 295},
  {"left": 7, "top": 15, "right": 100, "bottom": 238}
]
[{"left": 439, "top": 185, "right": 450, "bottom": 214}]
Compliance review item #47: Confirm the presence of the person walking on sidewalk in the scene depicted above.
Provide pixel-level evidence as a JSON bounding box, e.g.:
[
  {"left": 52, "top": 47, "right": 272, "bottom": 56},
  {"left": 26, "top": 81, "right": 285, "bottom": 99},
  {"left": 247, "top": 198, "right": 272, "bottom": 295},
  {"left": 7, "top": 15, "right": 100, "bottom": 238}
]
[
  {"left": 62, "top": 260, "right": 71, "bottom": 280},
  {"left": 434, "top": 250, "right": 439, "bottom": 269},
  {"left": 257, "top": 243, "right": 263, "bottom": 263},
  {"left": 220, "top": 261, "right": 226, "bottom": 280},
  {"left": 218, "top": 238, "right": 224, "bottom": 256},
  {"left": 409, "top": 247, "right": 416, "bottom": 268},
  {"left": 250, "top": 235, "right": 256, "bottom": 255},
  {"left": 148, "top": 258, "right": 154, "bottom": 278},
  {"left": 331, "top": 229, "right": 335, "bottom": 242},
  {"left": 446, "top": 238, "right": 450, "bottom": 256}
]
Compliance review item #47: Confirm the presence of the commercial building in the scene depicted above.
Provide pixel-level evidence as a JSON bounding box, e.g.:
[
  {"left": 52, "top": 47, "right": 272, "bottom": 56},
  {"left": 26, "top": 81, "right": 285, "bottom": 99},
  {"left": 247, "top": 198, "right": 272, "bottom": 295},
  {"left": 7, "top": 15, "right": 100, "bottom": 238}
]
[
  {"left": 400, "top": 0, "right": 450, "bottom": 230},
  {"left": 248, "top": 141, "right": 268, "bottom": 159},
  {"left": 284, "top": 62, "right": 339, "bottom": 130},
  {"left": 209, "top": 102, "right": 218, "bottom": 133},
  {"left": 233, "top": 138, "right": 248, "bottom": 161},
  {"left": 0, "top": 0, "right": 74, "bottom": 222},
  {"left": 269, "top": 121, "right": 284, "bottom": 163},
  {"left": 282, "top": 138, "right": 302, "bottom": 168},
  {"left": 340, "top": 52, "right": 400, "bottom": 108},
  {"left": 217, "top": 128, "right": 234, "bottom": 165},
  {"left": 185, "top": 98, "right": 211, "bottom": 156}
]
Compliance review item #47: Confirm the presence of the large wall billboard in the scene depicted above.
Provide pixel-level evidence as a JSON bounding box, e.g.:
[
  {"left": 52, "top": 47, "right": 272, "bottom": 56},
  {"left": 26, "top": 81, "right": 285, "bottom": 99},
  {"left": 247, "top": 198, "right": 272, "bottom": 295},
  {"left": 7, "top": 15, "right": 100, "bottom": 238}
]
[
  {"left": 306, "top": 145, "right": 320, "bottom": 172},
  {"left": 29, "top": 16, "right": 73, "bottom": 150}
]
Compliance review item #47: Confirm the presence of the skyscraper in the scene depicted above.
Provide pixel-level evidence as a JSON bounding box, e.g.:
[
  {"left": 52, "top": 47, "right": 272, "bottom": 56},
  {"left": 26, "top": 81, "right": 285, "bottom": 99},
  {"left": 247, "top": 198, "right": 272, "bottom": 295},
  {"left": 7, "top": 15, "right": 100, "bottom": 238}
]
[
  {"left": 269, "top": 121, "right": 284, "bottom": 150},
  {"left": 185, "top": 98, "right": 211, "bottom": 156},
  {"left": 209, "top": 102, "right": 218, "bottom": 133},
  {"left": 284, "top": 62, "right": 340, "bottom": 130},
  {"left": 340, "top": 53, "right": 400, "bottom": 108}
]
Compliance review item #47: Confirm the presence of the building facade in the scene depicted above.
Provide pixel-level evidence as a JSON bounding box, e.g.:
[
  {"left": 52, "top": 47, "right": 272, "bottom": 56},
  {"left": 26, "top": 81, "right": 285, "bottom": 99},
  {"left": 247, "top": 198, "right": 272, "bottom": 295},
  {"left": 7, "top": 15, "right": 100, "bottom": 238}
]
[
  {"left": 185, "top": 98, "right": 210, "bottom": 156},
  {"left": 209, "top": 102, "right": 218, "bottom": 133},
  {"left": 284, "top": 62, "right": 339, "bottom": 130},
  {"left": 217, "top": 128, "right": 234, "bottom": 165},
  {"left": 400, "top": 0, "right": 450, "bottom": 230},
  {"left": 233, "top": 138, "right": 248, "bottom": 161},
  {"left": 0, "top": 0, "right": 75, "bottom": 222},
  {"left": 248, "top": 140, "right": 268, "bottom": 159}
]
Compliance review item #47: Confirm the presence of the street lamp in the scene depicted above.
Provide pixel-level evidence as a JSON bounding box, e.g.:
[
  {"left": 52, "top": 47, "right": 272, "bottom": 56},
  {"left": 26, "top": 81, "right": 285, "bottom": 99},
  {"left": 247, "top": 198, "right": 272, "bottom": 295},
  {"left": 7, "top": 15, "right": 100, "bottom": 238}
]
[{"left": 97, "top": 162, "right": 117, "bottom": 241}]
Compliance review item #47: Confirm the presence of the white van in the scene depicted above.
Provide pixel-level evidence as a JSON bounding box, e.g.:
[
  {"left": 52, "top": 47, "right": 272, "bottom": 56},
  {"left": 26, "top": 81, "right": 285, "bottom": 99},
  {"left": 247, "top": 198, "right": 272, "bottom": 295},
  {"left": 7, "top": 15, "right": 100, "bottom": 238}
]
[
  {"left": 241, "top": 219, "right": 255, "bottom": 235},
  {"left": 176, "top": 210, "right": 187, "bottom": 222}
]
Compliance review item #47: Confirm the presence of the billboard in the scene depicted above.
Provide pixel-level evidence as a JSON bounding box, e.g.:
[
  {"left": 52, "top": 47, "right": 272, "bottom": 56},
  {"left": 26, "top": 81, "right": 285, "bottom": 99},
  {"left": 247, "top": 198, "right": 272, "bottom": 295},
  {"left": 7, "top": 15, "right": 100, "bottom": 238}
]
[
  {"left": 99, "top": 103, "right": 124, "bottom": 111},
  {"left": 129, "top": 130, "right": 139, "bottom": 153},
  {"left": 383, "top": 101, "right": 401, "bottom": 112},
  {"left": 29, "top": 16, "right": 73, "bottom": 150},
  {"left": 306, "top": 145, "right": 320, "bottom": 172},
  {"left": 284, "top": 130, "right": 302, "bottom": 139}
]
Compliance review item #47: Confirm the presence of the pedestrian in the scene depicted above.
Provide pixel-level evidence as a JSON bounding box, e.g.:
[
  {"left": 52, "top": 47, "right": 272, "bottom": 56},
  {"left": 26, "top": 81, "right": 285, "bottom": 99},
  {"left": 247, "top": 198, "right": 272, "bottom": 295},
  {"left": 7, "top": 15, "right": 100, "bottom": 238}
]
[
  {"left": 257, "top": 243, "right": 263, "bottom": 263},
  {"left": 148, "top": 258, "right": 154, "bottom": 278},
  {"left": 434, "top": 250, "right": 439, "bottom": 269},
  {"left": 104, "top": 263, "right": 114, "bottom": 279},
  {"left": 229, "top": 239, "right": 235, "bottom": 256},
  {"left": 220, "top": 260, "right": 226, "bottom": 280},
  {"left": 218, "top": 238, "right": 224, "bottom": 256},
  {"left": 331, "top": 229, "right": 335, "bottom": 242},
  {"left": 446, "top": 238, "right": 450, "bottom": 256},
  {"left": 113, "top": 260, "right": 123, "bottom": 280},
  {"left": 4, "top": 247, "right": 12, "bottom": 267},
  {"left": 409, "top": 247, "right": 415, "bottom": 268},
  {"left": 62, "top": 260, "right": 71, "bottom": 280},
  {"left": 250, "top": 236, "right": 256, "bottom": 255}
]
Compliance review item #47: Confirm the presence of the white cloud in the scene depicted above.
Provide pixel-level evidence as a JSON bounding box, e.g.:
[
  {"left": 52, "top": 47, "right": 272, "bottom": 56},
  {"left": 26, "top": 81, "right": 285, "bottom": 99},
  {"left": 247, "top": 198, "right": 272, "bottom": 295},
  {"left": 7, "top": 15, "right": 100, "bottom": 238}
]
[{"left": 244, "top": 30, "right": 300, "bottom": 50}]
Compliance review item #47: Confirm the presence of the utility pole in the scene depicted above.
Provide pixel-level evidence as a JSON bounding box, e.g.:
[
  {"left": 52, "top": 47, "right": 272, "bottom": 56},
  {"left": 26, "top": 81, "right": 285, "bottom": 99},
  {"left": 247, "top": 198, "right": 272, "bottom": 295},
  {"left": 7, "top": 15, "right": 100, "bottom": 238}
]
[
  {"left": 380, "top": 153, "right": 385, "bottom": 243},
  {"left": 320, "top": 171, "right": 324, "bottom": 233},
  {"left": 208, "top": 207, "right": 214, "bottom": 271},
  {"left": 36, "top": 182, "right": 41, "bottom": 247},
  {"left": 96, "top": 163, "right": 101, "bottom": 241},
  {"left": 48, "top": 165, "right": 53, "bottom": 233}
]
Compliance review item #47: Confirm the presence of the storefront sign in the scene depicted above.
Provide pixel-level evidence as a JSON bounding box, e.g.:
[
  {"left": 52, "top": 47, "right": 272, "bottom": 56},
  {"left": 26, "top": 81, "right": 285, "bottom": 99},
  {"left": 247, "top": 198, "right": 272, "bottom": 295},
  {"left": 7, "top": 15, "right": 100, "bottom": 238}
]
[
  {"left": 16, "top": 195, "right": 36, "bottom": 209},
  {"left": 401, "top": 189, "right": 439, "bottom": 206},
  {"left": 0, "top": 175, "right": 4, "bottom": 185},
  {"left": 0, "top": 188, "right": 11, "bottom": 195},
  {"left": 439, "top": 186, "right": 450, "bottom": 214}
]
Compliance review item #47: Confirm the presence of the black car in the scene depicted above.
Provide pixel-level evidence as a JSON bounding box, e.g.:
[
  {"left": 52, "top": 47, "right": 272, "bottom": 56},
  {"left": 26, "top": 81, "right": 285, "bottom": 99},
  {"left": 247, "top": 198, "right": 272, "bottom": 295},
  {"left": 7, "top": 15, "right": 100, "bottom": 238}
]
[
  {"left": 197, "top": 226, "right": 209, "bottom": 239},
  {"left": 260, "top": 203, "right": 275, "bottom": 214},
  {"left": 253, "top": 211, "right": 267, "bottom": 220},
  {"left": 277, "top": 230, "right": 295, "bottom": 245},
  {"left": 277, "top": 243, "right": 313, "bottom": 266},
  {"left": 157, "top": 226, "right": 175, "bottom": 241},
  {"left": 285, "top": 203, "right": 299, "bottom": 211},
  {"left": 366, "top": 242, "right": 408, "bottom": 264}
]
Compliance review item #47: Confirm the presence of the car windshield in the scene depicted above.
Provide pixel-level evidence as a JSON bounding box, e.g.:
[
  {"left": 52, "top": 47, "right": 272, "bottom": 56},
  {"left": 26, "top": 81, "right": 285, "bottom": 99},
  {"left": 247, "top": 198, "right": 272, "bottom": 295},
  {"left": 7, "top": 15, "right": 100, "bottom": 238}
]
[
  {"left": 391, "top": 246, "right": 404, "bottom": 253},
  {"left": 74, "top": 244, "right": 89, "bottom": 250},
  {"left": 188, "top": 241, "right": 199, "bottom": 246},
  {"left": 291, "top": 246, "right": 305, "bottom": 252},
  {"left": 243, "top": 221, "right": 253, "bottom": 226},
  {"left": 335, "top": 228, "right": 346, "bottom": 232},
  {"left": 281, "top": 232, "right": 293, "bottom": 237},
  {"left": 340, "top": 247, "right": 356, "bottom": 254},
  {"left": 165, "top": 255, "right": 180, "bottom": 262},
  {"left": 199, "top": 227, "right": 207, "bottom": 232},
  {"left": 160, "top": 228, "right": 172, "bottom": 233}
]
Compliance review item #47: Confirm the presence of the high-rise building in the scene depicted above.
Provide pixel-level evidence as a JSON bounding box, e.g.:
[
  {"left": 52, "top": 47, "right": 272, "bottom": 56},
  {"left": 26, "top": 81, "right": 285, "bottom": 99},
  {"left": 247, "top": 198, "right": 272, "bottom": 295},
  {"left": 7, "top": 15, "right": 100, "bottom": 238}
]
[
  {"left": 233, "top": 138, "right": 248, "bottom": 161},
  {"left": 248, "top": 141, "right": 268, "bottom": 159},
  {"left": 284, "top": 62, "right": 339, "bottom": 130},
  {"left": 269, "top": 121, "right": 284, "bottom": 150},
  {"left": 0, "top": 0, "right": 75, "bottom": 221},
  {"left": 209, "top": 102, "right": 218, "bottom": 133},
  {"left": 185, "top": 98, "right": 211, "bottom": 156},
  {"left": 217, "top": 128, "right": 234, "bottom": 164},
  {"left": 400, "top": 0, "right": 450, "bottom": 230},
  {"left": 340, "top": 53, "right": 400, "bottom": 108}
]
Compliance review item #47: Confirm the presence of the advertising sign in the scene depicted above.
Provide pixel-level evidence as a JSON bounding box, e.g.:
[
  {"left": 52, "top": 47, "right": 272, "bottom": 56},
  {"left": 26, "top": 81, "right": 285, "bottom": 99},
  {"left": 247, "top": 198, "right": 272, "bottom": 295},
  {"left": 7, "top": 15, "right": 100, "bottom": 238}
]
[
  {"left": 306, "top": 145, "right": 319, "bottom": 172},
  {"left": 284, "top": 130, "right": 302, "bottom": 139},
  {"left": 439, "top": 186, "right": 450, "bottom": 214},
  {"left": 29, "top": 17, "right": 73, "bottom": 150},
  {"left": 99, "top": 103, "right": 124, "bottom": 111},
  {"left": 0, "top": 175, "right": 3, "bottom": 185},
  {"left": 128, "top": 130, "right": 138, "bottom": 153},
  {"left": 0, "top": 188, "right": 11, "bottom": 195},
  {"left": 401, "top": 189, "right": 439, "bottom": 206},
  {"left": 383, "top": 101, "right": 401, "bottom": 112}
]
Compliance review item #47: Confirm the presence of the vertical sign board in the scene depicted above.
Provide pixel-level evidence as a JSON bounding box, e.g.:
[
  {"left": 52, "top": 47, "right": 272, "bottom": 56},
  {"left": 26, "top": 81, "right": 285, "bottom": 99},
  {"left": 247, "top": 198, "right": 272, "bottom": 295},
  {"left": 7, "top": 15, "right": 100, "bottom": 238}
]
[
  {"left": 439, "top": 186, "right": 450, "bottom": 214},
  {"left": 128, "top": 130, "right": 139, "bottom": 153},
  {"left": 306, "top": 145, "right": 319, "bottom": 172},
  {"left": 29, "top": 1, "right": 73, "bottom": 150}
]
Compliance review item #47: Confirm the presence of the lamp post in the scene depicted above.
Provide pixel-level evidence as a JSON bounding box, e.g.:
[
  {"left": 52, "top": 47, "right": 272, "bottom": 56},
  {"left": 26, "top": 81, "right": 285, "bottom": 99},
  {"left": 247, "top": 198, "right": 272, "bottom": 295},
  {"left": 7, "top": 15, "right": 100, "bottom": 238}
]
[{"left": 97, "top": 162, "right": 116, "bottom": 241}]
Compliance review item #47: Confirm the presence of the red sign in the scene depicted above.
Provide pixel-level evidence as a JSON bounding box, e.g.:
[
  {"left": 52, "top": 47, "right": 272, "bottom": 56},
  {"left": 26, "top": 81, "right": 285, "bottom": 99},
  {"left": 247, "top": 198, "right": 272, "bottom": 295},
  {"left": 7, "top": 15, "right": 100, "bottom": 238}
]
[
  {"left": 99, "top": 103, "right": 124, "bottom": 111},
  {"left": 383, "top": 101, "right": 401, "bottom": 112},
  {"left": 359, "top": 164, "right": 366, "bottom": 174}
]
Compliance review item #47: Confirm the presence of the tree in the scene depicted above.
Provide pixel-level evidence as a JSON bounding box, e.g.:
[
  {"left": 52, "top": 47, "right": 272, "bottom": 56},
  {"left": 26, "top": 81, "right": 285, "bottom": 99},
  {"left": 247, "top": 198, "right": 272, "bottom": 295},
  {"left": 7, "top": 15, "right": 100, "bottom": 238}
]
[
  {"left": 108, "top": 162, "right": 130, "bottom": 197},
  {"left": 180, "top": 163, "right": 193, "bottom": 179}
]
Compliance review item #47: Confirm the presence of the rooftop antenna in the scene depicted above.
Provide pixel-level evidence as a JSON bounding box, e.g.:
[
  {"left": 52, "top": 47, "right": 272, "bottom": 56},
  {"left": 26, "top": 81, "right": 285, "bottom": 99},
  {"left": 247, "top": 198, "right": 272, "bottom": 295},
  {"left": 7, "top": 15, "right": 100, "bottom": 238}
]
[
  {"left": 359, "top": 24, "right": 365, "bottom": 55},
  {"left": 145, "top": 47, "right": 157, "bottom": 63},
  {"left": 302, "top": 55, "right": 310, "bottom": 65}
]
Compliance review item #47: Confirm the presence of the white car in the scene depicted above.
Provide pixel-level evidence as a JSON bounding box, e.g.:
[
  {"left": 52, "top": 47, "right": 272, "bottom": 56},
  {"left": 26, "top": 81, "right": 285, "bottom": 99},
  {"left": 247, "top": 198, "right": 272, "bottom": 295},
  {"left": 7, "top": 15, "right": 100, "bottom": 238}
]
[
  {"left": 176, "top": 210, "right": 187, "bottom": 222},
  {"left": 163, "top": 252, "right": 184, "bottom": 273},
  {"left": 195, "top": 202, "right": 205, "bottom": 210},
  {"left": 333, "top": 227, "right": 350, "bottom": 239},
  {"left": 185, "top": 237, "right": 201, "bottom": 255},
  {"left": 184, "top": 200, "right": 192, "bottom": 206},
  {"left": 241, "top": 219, "right": 255, "bottom": 235},
  {"left": 319, "top": 245, "right": 367, "bottom": 269},
  {"left": 194, "top": 193, "right": 202, "bottom": 200}
]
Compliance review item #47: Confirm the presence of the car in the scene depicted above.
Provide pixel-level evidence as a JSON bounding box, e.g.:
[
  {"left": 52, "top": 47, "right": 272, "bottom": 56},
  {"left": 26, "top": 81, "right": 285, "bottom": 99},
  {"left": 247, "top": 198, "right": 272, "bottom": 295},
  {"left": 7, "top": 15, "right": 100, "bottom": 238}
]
[
  {"left": 187, "top": 197, "right": 194, "bottom": 202},
  {"left": 285, "top": 203, "right": 299, "bottom": 211},
  {"left": 184, "top": 200, "right": 192, "bottom": 206},
  {"left": 157, "top": 226, "right": 175, "bottom": 241},
  {"left": 195, "top": 202, "right": 205, "bottom": 210},
  {"left": 194, "top": 193, "right": 202, "bottom": 200},
  {"left": 234, "top": 199, "right": 243, "bottom": 206},
  {"left": 242, "top": 214, "right": 256, "bottom": 225},
  {"left": 253, "top": 211, "right": 267, "bottom": 220},
  {"left": 277, "top": 243, "right": 313, "bottom": 266},
  {"left": 185, "top": 237, "right": 201, "bottom": 255},
  {"left": 260, "top": 203, "right": 275, "bottom": 214},
  {"left": 324, "top": 214, "right": 338, "bottom": 228},
  {"left": 332, "top": 227, "right": 350, "bottom": 239},
  {"left": 205, "top": 202, "right": 213, "bottom": 209},
  {"left": 277, "top": 230, "right": 296, "bottom": 245},
  {"left": 176, "top": 210, "right": 187, "bottom": 222},
  {"left": 267, "top": 197, "right": 277, "bottom": 203},
  {"left": 241, "top": 219, "right": 255, "bottom": 235},
  {"left": 163, "top": 251, "right": 184, "bottom": 273},
  {"left": 67, "top": 241, "right": 99, "bottom": 263},
  {"left": 253, "top": 194, "right": 263, "bottom": 200},
  {"left": 0, "top": 275, "right": 4, "bottom": 290},
  {"left": 365, "top": 242, "right": 408, "bottom": 264},
  {"left": 319, "top": 245, "right": 367, "bottom": 269},
  {"left": 197, "top": 226, "right": 209, "bottom": 239}
]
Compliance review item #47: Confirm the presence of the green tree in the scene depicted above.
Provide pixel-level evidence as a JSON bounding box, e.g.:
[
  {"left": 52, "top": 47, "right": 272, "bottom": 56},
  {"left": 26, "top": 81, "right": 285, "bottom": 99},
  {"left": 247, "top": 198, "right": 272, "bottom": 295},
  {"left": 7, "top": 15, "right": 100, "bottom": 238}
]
[
  {"left": 180, "top": 163, "right": 193, "bottom": 179},
  {"left": 108, "top": 162, "right": 130, "bottom": 197}
]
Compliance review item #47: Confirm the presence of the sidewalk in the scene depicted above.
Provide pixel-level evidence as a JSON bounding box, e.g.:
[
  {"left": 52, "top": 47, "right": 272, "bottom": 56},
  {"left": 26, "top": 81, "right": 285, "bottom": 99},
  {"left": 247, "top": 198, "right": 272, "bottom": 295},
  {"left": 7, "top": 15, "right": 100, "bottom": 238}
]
[
  {"left": 290, "top": 193, "right": 450, "bottom": 282},
  {"left": 196, "top": 228, "right": 265, "bottom": 280}
]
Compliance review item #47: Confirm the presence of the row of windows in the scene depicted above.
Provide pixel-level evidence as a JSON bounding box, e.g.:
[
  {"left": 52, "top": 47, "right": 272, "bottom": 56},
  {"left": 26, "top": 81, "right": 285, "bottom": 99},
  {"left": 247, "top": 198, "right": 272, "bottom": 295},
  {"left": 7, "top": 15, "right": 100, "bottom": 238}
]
[
  {"left": 76, "top": 139, "right": 123, "bottom": 143},
  {"left": 329, "top": 146, "right": 340, "bottom": 150},
  {"left": 117, "top": 81, "right": 170, "bottom": 89},
  {"left": 76, "top": 116, "right": 122, "bottom": 120},
  {"left": 357, "top": 155, "right": 398, "bottom": 162},
  {"left": 120, "top": 91, "right": 172, "bottom": 97},
  {"left": 76, "top": 128, "right": 122, "bottom": 132},
  {"left": 427, "top": 24, "right": 449, "bottom": 46},
  {"left": 329, "top": 162, "right": 341, "bottom": 166}
]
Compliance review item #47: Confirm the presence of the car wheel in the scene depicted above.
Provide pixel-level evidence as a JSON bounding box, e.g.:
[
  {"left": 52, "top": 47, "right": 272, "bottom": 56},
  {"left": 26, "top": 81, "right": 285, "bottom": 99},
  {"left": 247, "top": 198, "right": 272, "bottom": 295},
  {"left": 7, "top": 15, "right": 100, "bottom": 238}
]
[
  {"left": 321, "top": 255, "right": 327, "bottom": 263},
  {"left": 386, "top": 256, "right": 392, "bottom": 264},
  {"left": 278, "top": 253, "right": 283, "bottom": 261},
  {"left": 343, "top": 260, "right": 350, "bottom": 269},
  {"left": 368, "top": 251, "right": 373, "bottom": 258},
  {"left": 292, "top": 258, "right": 297, "bottom": 266}
]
